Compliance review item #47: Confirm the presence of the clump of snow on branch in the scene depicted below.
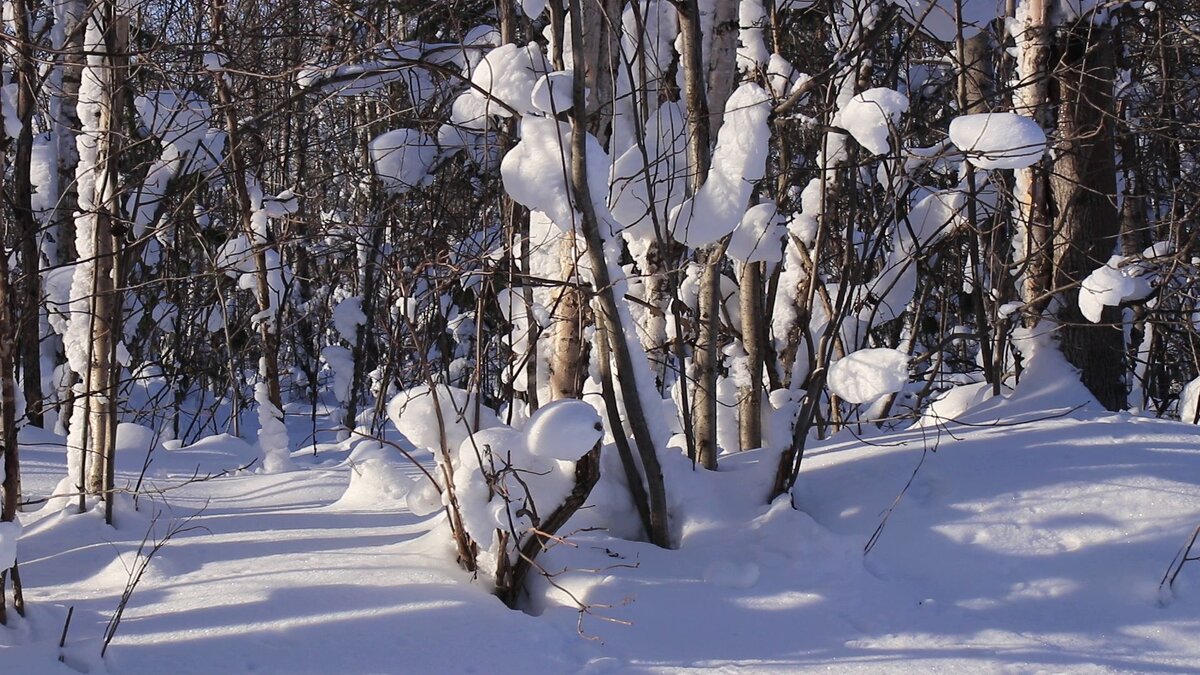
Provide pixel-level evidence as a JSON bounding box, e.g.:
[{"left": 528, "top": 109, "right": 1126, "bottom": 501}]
[
  {"left": 461, "top": 42, "right": 550, "bottom": 119},
  {"left": 0, "top": 520, "right": 19, "bottom": 571},
  {"left": 454, "top": 400, "right": 602, "bottom": 578},
  {"left": 332, "top": 296, "right": 367, "bottom": 342},
  {"left": 669, "top": 83, "right": 772, "bottom": 247},
  {"left": 369, "top": 129, "right": 437, "bottom": 195},
  {"left": 836, "top": 87, "right": 908, "bottom": 156},
  {"left": 520, "top": 0, "right": 548, "bottom": 19},
  {"left": 255, "top": 373, "right": 293, "bottom": 474},
  {"left": 728, "top": 200, "right": 785, "bottom": 263},
  {"left": 387, "top": 385, "right": 500, "bottom": 456},
  {"left": 1078, "top": 255, "right": 1154, "bottom": 323},
  {"left": 1180, "top": 377, "right": 1200, "bottom": 424},
  {"left": 827, "top": 348, "right": 909, "bottom": 404},
  {"left": 949, "top": 112, "right": 1047, "bottom": 170},
  {"left": 531, "top": 71, "right": 575, "bottom": 114},
  {"left": 501, "top": 116, "right": 616, "bottom": 236},
  {"left": 609, "top": 101, "right": 688, "bottom": 240}
]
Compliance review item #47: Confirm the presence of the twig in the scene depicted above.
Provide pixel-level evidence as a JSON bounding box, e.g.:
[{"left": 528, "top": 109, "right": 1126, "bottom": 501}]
[{"left": 1159, "top": 523, "right": 1200, "bottom": 604}]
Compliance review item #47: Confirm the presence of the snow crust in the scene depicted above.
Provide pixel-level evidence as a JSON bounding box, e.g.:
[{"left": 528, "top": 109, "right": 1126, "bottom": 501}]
[{"left": 949, "top": 112, "right": 1047, "bottom": 169}]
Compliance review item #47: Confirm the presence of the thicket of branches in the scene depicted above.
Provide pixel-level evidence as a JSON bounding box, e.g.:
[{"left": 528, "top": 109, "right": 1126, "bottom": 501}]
[{"left": 1, "top": 0, "right": 1199, "bottom": 615}]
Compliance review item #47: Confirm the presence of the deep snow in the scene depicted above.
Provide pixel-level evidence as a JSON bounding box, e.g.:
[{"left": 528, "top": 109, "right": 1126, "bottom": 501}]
[{"left": 4, "top": 390, "right": 1200, "bottom": 674}]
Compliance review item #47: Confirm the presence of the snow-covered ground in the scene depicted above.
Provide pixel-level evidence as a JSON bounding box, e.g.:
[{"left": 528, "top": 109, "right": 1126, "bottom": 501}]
[{"left": 4, "top": 390, "right": 1200, "bottom": 673}]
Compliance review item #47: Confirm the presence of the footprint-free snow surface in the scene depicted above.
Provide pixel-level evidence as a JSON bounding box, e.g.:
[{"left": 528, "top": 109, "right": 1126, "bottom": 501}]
[{"left": 4, "top": 397, "right": 1200, "bottom": 673}]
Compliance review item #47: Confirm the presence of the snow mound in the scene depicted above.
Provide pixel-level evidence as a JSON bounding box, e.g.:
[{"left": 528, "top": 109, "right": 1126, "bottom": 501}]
[
  {"left": 949, "top": 112, "right": 1046, "bottom": 169},
  {"left": 827, "top": 348, "right": 909, "bottom": 404},
  {"left": 339, "top": 454, "right": 414, "bottom": 508}
]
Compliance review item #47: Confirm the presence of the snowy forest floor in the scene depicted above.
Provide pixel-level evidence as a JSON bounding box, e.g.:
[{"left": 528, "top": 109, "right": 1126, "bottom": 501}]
[{"left": 5, "top": 385, "right": 1200, "bottom": 673}]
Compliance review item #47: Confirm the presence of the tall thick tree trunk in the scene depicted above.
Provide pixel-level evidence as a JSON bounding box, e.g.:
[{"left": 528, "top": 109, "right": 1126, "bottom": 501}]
[{"left": 1050, "top": 24, "right": 1125, "bottom": 410}]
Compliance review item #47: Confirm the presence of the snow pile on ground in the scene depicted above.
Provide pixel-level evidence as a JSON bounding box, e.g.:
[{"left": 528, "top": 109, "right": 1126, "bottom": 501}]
[
  {"left": 4, "top": 389, "right": 1200, "bottom": 673},
  {"left": 949, "top": 112, "right": 1047, "bottom": 169}
]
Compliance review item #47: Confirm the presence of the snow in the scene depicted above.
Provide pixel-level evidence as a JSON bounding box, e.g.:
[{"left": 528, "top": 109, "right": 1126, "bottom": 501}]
[
  {"left": 6, "top": 393, "right": 1200, "bottom": 672},
  {"left": 522, "top": 399, "right": 603, "bottom": 461},
  {"left": 368, "top": 129, "right": 437, "bottom": 194},
  {"left": 0, "top": 520, "right": 18, "bottom": 570},
  {"left": 321, "top": 345, "right": 355, "bottom": 404},
  {"left": 464, "top": 42, "right": 550, "bottom": 118},
  {"left": 386, "top": 384, "right": 500, "bottom": 455},
  {"left": 668, "top": 83, "right": 772, "bottom": 247},
  {"left": 254, "top": 378, "right": 293, "bottom": 474},
  {"left": 949, "top": 112, "right": 1047, "bottom": 170},
  {"left": 520, "top": 0, "right": 548, "bottom": 19},
  {"left": 1078, "top": 255, "right": 1153, "bottom": 323},
  {"left": 727, "top": 200, "right": 785, "bottom": 263},
  {"left": 827, "top": 347, "right": 910, "bottom": 404},
  {"left": 1181, "top": 377, "right": 1200, "bottom": 424},
  {"left": 837, "top": 87, "right": 909, "bottom": 156},
  {"left": 331, "top": 296, "right": 366, "bottom": 342},
  {"left": 530, "top": 71, "right": 576, "bottom": 114}
]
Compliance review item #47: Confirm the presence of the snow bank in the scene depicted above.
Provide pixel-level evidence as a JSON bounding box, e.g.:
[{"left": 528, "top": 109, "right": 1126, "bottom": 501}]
[
  {"left": 827, "top": 348, "right": 909, "bottom": 404},
  {"left": 336, "top": 440, "right": 416, "bottom": 508},
  {"left": 949, "top": 112, "right": 1046, "bottom": 169}
]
